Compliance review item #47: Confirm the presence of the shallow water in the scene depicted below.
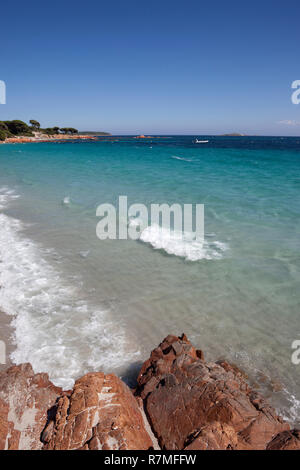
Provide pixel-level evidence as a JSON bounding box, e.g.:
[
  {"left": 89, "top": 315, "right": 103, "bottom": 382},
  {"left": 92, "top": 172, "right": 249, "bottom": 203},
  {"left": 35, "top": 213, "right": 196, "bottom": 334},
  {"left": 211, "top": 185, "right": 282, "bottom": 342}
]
[{"left": 0, "top": 136, "right": 299, "bottom": 424}]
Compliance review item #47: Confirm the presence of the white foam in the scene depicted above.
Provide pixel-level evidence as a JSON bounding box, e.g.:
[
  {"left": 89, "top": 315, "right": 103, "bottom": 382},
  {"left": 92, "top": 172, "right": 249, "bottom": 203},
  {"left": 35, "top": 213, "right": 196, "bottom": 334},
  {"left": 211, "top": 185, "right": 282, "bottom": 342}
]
[
  {"left": 0, "top": 187, "right": 139, "bottom": 389},
  {"left": 79, "top": 250, "right": 90, "bottom": 258},
  {"left": 287, "top": 394, "right": 300, "bottom": 423},
  {"left": 0, "top": 186, "right": 20, "bottom": 209},
  {"left": 130, "top": 220, "right": 228, "bottom": 261},
  {"left": 62, "top": 196, "right": 70, "bottom": 205},
  {"left": 171, "top": 155, "right": 192, "bottom": 162},
  {"left": 281, "top": 388, "right": 300, "bottom": 425}
]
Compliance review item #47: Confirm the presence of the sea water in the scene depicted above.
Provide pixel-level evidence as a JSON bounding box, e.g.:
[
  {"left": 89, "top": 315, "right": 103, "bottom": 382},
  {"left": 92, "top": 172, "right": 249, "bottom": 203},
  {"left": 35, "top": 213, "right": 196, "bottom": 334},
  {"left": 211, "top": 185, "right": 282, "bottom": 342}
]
[{"left": 0, "top": 136, "right": 299, "bottom": 424}]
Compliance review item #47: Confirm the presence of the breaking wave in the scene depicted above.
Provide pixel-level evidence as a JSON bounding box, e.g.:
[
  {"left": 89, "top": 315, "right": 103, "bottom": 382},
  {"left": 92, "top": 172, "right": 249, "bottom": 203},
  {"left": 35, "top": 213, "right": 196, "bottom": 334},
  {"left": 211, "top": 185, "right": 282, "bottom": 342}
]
[
  {"left": 129, "top": 219, "right": 228, "bottom": 261},
  {"left": 0, "top": 187, "right": 138, "bottom": 389}
]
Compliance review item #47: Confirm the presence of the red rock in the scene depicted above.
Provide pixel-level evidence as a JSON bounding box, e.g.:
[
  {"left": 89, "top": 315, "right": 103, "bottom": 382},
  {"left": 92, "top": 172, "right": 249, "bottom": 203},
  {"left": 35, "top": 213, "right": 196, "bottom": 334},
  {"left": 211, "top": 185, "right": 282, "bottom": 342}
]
[
  {"left": 43, "top": 372, "right": 154, "bottom": 450},
  {"left": 0, "top": 363, "right": 62, "bottom": 450},
  {"left": 136, "top": 334, "right": 290, "bottom": 450},
  {"left": 0, "top": 335, "right": 298, "bottom": 451},
  {"left": 184, "top": 422, "right": 238, "bottom": 450},
  {"left": 266, "top": 429, "right": 300, "bottom": 450}
]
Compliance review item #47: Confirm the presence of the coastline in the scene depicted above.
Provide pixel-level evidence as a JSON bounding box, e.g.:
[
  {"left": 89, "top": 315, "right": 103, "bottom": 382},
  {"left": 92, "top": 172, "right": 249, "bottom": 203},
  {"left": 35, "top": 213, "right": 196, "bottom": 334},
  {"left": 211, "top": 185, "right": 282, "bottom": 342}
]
[
  {"left": 0, "top": 134, "right": 98, "bottom": 144},
  {"left": 0, "top": 136, "right": 299, "bottom": 443}
]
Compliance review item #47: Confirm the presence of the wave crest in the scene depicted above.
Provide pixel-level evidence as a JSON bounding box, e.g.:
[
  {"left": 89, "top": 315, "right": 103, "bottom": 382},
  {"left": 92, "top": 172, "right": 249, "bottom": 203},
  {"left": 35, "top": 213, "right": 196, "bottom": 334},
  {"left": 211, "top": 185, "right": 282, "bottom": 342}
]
[
  {"left": 130, "top": 220, "right": 228, "bottom": 261},
  {"left": 0, "top": 187, "right": 139, "bottom": 389}
]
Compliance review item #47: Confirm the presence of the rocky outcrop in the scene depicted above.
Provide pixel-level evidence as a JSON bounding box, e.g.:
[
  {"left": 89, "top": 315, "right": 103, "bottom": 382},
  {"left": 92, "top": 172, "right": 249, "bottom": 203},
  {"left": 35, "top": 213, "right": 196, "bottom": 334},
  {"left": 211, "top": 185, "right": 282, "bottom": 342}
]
[
  {"left": 136, "top": 334, "right": 294, "bottom": 450},
  {"left": 0, "top": 363, "right": 62, "bottom": 450},
  {"left": 0, "top": 334, "right": 299, "bottom": 451},
  {"left": 43, "top": 372, "right": 153, "bottom": 450},
  {"left": 3, "top": 135, "right": 98, "bottom": 144},
  {"left": 266, "top": 429, "right": 300, "bottom": 450}
]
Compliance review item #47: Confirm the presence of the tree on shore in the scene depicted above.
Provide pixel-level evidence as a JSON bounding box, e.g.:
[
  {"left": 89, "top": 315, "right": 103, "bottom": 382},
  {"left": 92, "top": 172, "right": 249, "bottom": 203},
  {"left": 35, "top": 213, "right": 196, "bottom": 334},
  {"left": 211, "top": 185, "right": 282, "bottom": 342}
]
[
  {"left": 60, "top": 127, "right": 78, "bottom": 135},
  {"left": 44, "top": 127, "right": 60, "bottom": 135},
  {"left": 29, "top": 119, "right": 40, "bottom": 130},
  {"left": 0, "top": 120, "right": 79, "bottom": 139},
  {"left": 69, "top": 128, "right": 78, "bottom": 135},
  {"left": 0, "top": 121, "right": 13, "bottom": 139},
  {"left": 4, "top": 120, "right": 33, "bottom": 136}
]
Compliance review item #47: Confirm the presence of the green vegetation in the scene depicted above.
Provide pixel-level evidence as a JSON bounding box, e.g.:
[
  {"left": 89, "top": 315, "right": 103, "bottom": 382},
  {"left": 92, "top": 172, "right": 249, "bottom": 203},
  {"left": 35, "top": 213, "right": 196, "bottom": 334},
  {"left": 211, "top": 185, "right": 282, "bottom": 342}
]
[
  {"left": 0, "top": 121, "right": 13, "bottom": 139},
  {"left": 29, "top": 119, "right": 40, "bottom": 130},
  {"left": 0, "top": 119, "right": 109, "bottom": 141},
  {"left": 4, "top": 120, "right": 33, "bottom": 136},
  {"left": 60, "top": 127, "right": 78, "bottom": 135},
  {"left": 0, "top": 121, "right": 9, "bottom": 131},
  {"left": 39, "top": 126, "right": 78, "bottom": 135},
  {"left": 42, "top": 127, "right": 60, "bottom": 135},
  {"left": 0, "top": 119, "right": 78, "bottom": 139}
]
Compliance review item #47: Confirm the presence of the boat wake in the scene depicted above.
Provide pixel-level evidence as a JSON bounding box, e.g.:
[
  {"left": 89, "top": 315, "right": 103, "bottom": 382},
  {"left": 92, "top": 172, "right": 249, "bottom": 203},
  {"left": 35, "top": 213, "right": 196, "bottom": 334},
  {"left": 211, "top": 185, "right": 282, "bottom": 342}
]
[{"left": 171, "top": 155, "right": 192, "bottom": 162}]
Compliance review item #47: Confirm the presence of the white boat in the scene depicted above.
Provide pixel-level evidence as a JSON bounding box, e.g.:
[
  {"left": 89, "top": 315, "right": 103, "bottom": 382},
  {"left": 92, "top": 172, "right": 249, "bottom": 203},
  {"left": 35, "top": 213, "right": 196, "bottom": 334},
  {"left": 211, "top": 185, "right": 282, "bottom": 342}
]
[{"left": 195, "top": 139, "right": 209, "bottom": 144}]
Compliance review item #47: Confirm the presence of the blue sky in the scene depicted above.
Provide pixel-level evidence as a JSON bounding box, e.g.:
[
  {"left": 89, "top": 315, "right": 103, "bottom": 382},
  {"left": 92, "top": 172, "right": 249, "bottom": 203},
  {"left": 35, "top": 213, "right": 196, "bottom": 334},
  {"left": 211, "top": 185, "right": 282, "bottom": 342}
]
[{"left": 1, "top": 0, "right": 300, "bottom": 135}]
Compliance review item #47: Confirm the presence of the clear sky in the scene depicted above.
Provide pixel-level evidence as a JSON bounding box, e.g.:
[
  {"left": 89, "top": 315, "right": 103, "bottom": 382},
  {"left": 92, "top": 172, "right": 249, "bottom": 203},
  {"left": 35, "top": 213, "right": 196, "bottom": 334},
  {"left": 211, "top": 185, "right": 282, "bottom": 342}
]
[{"left": 1, "top": 0, "right": 300, "bottom": 135}]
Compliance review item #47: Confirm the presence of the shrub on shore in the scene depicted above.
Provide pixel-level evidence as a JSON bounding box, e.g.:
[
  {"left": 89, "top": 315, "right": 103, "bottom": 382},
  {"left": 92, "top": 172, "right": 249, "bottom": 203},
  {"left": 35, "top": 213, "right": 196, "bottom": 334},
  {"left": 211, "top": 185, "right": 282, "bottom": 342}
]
[
  {"left": 39, "top": 126, "right": 78, "bottom": 136},
  {"left": 42, "top": 127, "right": 59, "bottom": 135},
  {"left": 29, "top": 119, "right": 40, "bottom": 130},
  {"left": 4, "top": 120, "right": 33, "bottom": 136},
  {"left": 0, "top": 121, "right": 13, "bottom": 139},
  {"left": 0, "top": 119, "right": 81, "bottom": 140},
  {"left": 60, "top": 127, "right": 78, "bottom": 135},
  {"left": 0, "top": 129, "right": 6, "bottom": 141}
]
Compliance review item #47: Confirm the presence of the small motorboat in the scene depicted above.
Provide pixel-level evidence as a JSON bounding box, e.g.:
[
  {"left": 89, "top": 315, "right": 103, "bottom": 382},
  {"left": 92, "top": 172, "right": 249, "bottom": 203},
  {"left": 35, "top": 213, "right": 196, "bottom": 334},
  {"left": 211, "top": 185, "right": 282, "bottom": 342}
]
[{"left": 194, "top": 139, "right": 209, "bottom": 144}]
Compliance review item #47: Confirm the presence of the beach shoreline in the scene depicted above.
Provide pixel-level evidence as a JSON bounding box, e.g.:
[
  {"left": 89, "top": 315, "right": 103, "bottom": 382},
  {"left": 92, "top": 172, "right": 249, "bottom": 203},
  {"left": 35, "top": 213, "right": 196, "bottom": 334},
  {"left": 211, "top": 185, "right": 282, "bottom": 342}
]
[{"left": 0, "top": 134, "right": 99, "bottom": 144}]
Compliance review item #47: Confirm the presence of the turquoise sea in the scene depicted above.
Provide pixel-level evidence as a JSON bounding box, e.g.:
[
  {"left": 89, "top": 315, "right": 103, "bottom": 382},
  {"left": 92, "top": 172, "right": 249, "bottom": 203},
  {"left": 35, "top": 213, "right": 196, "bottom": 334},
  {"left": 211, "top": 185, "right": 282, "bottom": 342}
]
[{"left": 0, "top": 136, "right": 299, "bottom": 424}]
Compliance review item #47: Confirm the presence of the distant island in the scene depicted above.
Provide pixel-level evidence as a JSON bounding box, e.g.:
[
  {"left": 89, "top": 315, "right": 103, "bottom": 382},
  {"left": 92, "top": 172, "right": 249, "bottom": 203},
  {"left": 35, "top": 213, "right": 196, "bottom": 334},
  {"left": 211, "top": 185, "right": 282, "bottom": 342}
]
[
  {"left": 220, "top": 133, "right": 245, "bottom": 136},
  {"left": 79, "top": 131, "right": 112, "bottom": 136},
  {"left": 0, "top": 120, "right": 110, "bottom": 143}
]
